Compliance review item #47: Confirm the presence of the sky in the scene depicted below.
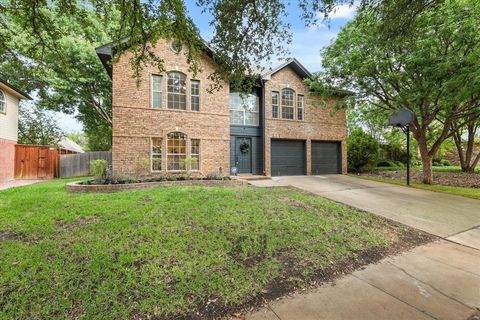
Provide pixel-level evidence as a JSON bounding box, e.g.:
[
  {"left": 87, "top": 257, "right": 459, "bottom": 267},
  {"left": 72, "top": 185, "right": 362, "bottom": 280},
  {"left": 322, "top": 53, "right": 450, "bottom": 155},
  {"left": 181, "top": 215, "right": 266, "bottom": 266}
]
[{"left": 57, "top": 1, "right": 357, "bottom": 133}]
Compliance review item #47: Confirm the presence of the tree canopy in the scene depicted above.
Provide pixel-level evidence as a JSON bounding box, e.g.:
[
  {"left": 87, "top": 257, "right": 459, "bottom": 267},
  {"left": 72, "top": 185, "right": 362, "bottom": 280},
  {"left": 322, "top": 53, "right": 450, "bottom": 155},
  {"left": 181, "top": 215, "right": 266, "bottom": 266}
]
[{"left": 317, "top": 0, "right": 480, "bottom": 183}]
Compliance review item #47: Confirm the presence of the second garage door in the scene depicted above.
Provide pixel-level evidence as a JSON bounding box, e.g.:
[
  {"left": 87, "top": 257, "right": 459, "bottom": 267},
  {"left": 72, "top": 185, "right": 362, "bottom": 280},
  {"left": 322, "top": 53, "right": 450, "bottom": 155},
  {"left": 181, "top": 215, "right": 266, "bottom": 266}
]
[
  {"left": 271, "top": 139, "right": 306, "bottom": 176},
  {"left": 311, "top": 141, "right": 341, "bottom": 175}
]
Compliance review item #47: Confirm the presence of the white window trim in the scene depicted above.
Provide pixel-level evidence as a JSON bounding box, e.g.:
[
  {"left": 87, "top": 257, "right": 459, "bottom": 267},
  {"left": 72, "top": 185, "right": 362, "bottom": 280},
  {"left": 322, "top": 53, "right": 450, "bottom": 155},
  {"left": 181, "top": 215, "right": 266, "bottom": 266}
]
[
  {"left": 151, "top": 74, "right": 163, "bottom": 109},
  {"left": 297, "top": 94, "right": 304, "bottom": 121},
  {"left": 190, "top": 80, "right": 200, "bottom": 112},
  {"left": 281, "top": 88, "right": 296, "bottom": 120},
  {"left": 151, "top": 137, "right": 162, "bottom": 172},
  {"left": 190, "top": 139, "right": 201, "bottom": 171},
  {"left": 166, "top": 132, "right": 188, "bottom": 172},
  {"left": 0, "top": 90, "right": 6, "bottom": 114},
  {"left": 271, "top": 91, "right": 279, "bottom": 118},
  {"left": 167, "top": 72, "right": 188, "bottom": 111}
]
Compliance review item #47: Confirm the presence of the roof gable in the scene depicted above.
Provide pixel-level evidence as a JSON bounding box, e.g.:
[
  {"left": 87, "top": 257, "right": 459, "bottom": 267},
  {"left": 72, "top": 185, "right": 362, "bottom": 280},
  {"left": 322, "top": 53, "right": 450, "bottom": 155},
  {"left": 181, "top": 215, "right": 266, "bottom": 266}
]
[
  {"left": 261, "top": 58, "right": 312, "bottom": 80},
  {"left": 0, "top": 80, "right": 32, "bottom": 100}
]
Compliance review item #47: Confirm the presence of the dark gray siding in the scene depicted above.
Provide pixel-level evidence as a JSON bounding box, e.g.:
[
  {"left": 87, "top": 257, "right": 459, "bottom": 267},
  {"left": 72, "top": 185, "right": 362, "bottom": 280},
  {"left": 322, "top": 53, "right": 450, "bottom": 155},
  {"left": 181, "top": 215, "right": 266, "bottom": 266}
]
[
  {"left": 311, "top": 141, "right": 341, "bottom": 174},
  {"left": 271, "top": 139, "right": 306, "bottom": 176}
]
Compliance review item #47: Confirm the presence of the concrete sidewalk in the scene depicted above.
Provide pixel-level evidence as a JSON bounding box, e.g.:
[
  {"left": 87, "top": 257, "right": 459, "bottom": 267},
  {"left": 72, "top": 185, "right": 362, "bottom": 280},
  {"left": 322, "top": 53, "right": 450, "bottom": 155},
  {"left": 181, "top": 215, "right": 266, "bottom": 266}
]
[
  {"left": 247, "top": 240, "right": 480, "bottom": 320},
  {"left": 0, "top": 179, "right": 42, "bottom": 191},
  {"left": 245, "top": 175, "right": 480, "bottom": 320}
]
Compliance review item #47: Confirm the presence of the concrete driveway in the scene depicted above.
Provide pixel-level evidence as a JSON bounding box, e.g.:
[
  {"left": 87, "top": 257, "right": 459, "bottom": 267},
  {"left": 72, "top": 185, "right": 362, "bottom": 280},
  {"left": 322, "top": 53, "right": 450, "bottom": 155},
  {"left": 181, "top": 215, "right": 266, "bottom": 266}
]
[
  {"left": 245, "top": 175, "right": 480, "bottom": 320},
  {"left": 250, "top": 175, "right": 480, "bottom": 238}
]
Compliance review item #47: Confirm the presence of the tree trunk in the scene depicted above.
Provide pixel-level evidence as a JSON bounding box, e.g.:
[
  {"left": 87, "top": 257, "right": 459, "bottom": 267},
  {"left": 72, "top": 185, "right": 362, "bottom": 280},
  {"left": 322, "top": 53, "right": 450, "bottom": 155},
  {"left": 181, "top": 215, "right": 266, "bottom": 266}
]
[
  {"left": 417, "top": 137, "right": 433, "bottom": 184},
  {"left": 421, "top": 154, "right": 433, "bottom": 184}
]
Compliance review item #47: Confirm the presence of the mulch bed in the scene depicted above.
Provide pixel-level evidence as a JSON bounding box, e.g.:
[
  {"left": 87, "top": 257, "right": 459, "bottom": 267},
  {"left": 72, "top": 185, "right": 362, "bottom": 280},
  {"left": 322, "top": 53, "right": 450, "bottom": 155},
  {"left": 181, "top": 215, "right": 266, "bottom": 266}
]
[{"left": 363, "top": 169, "right": 480, "bottom": 188}]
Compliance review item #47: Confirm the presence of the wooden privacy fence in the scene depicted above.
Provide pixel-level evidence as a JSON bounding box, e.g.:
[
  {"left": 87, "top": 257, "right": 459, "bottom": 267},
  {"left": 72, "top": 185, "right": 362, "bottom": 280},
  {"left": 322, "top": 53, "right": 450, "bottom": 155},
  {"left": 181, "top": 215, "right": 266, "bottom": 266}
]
[
  {"left": 14, "top": 144, "right": 77, "bottom": 179},
  {"left": 59, "top": 151, "right": 112, "bottom": 178}
]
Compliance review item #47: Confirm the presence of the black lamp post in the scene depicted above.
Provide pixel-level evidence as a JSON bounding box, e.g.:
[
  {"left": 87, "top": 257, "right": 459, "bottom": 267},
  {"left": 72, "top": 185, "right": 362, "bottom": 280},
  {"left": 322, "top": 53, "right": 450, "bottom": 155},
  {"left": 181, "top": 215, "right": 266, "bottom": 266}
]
[{"left": 388, "top": 108, "right": 414, "bottom": 186}]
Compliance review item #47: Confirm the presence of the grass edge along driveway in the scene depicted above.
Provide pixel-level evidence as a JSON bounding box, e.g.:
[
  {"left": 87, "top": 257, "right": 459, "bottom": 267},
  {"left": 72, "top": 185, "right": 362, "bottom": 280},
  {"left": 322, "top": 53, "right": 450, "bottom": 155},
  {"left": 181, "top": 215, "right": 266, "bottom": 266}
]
[
  {"left": 354, "top": 175, "right": 480, "bottom": 200},
  {"left": 0, "top": 179, "right": 433, "bottom": 319}
]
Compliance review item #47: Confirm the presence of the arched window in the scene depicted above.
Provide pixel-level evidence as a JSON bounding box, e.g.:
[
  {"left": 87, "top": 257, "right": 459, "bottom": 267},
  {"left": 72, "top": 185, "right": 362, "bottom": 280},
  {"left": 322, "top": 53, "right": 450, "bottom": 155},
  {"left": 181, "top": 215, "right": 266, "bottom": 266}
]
[
  {"left": 167, "top": 72, "right": 187, "bottom": 110},
  {"left": 0, "top": 90, "right": 5, "bottom": 114},
  {"left": 281, "top": 88, "right": 295, "bottom": 119},
  {"left": 167, "top": 132, "right": 187, "bottom": 171}
]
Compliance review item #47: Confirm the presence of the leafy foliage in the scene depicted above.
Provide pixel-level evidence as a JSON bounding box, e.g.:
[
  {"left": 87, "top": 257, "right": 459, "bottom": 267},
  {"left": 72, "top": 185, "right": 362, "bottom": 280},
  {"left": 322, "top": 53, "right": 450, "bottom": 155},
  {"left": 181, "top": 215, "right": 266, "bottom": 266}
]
[
  {"left": 347, "top": 128, "right": 379, "bottom": 172},
  {"left": 18, "top": 106, "right": 64, "bottom": 146},
  {"left": 90, "top": 159, "right": 108, "bottom": 182},
  {"left": 317, "top": 0, "right": 480, "bottom": 183}
]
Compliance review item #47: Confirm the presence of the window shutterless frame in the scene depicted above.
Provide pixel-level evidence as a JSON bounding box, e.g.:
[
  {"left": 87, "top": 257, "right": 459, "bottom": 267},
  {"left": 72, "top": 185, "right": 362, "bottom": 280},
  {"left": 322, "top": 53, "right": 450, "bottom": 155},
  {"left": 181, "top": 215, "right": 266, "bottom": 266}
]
[
  {"left": 190, "top": 139, "right": 200, "bottom": 171},
  {"left": 151, "top": 138, "right": 162, "bottom": 171},
  {"left": 297, "top": 94, "right": 304, "bottom": 121},
  {"left": 191, "top": 80, "right": 200, "bottom": 111},
  {"left": 271, "top": 91, "right": 279, "bottom": 118},
  {"left": 151, "top": 75, "right": 163, "bottom": 109},
  {"left": 281, "top": 88, "right": 295, "bottom": 120},
  {"left": 0, "top": 90, "right": 5, "bottom": 114}
]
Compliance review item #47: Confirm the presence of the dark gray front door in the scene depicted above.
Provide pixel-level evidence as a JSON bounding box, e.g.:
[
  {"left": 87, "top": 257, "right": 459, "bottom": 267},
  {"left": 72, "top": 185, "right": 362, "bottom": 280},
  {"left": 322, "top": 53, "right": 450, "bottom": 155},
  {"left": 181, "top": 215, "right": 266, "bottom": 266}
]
[
  {"left": 236, "top": 137, "right": 252, "bottom": 173},
  {"left": 311, "top": 141, "right": 341, "bottom": 174},
  {"left": 271, "top": 139, "right": 306, "bottom": 176}
]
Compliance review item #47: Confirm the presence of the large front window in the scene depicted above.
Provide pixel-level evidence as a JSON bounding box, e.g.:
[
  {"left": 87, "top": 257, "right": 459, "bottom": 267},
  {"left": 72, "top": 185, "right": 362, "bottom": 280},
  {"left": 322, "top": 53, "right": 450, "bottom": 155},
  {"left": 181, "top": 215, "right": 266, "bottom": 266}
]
[
  {"left": 167, "top": 72, "right": 187, "bottom": 110},
  {"left": 167, "top": 132, "right": 187, "bottom": 171},
  {"left": 281, "top": 88, "right": 295, "bottom": 119},
  {"left": 229, "top": 91, "right": 259, "bottom": 126}
]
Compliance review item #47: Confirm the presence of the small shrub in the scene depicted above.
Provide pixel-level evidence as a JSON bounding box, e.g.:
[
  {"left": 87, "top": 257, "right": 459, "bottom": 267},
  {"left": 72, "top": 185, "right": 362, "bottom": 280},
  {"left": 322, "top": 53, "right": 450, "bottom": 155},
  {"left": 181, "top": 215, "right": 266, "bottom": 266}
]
[
  {"left": 90, "top": 159, "right": 107, "bottom": 181},
  {"left": 348, "top": 128, "right": 379, "bottom": 172},
  {"left": 377, "top": 160, "right": 395, "bottom": 167},
  {"left": 442, "top": 160, "right": 451, "bottom": 166},
  {"left": 393, "top": 161, "right": 405, "bottom": 168}
]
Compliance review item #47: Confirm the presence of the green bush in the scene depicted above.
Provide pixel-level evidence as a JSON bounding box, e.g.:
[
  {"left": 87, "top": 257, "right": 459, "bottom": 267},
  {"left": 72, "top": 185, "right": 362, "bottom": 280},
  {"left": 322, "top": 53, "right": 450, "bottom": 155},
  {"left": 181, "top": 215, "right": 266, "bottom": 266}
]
[
  {"left": 377, "top": 160, "right": 395, "bottom": 167},
  {"left": 348, "top": 128, "right": 379, "bottom": 172},
  {"left": 393, "top": 161, "right": 405, "bottom": 168},
  {"left": 442, "top": 159, "right": 451, "bottom": 166},
  {"left": 90, "top": 159, "right": 107, "bottom": 181}
]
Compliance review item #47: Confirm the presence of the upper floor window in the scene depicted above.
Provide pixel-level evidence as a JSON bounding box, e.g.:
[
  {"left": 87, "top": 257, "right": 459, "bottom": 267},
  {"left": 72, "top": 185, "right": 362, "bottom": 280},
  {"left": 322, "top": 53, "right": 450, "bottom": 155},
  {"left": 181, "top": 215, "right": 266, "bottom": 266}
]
[
  {"left": 151, "top": 75, "right": 162, "bottom": 108},
  {"left": 167, "top": 132, "right": 187, "bottom": 171},
  {"left": 229, "top": 91, "right": 259, "bottom": 126},
  {"left": 191, "top": 80, "right": 200, "bottom": 111},
  {"left": 297, "top": 95, "right": 304, "bottom": 121},
  {"left": 0, "top": 90, "right": 5, "bottom": 114},
  {"left": 281, "top": 88, "right": 295, "bottom": 120},
  {"left": 167, "top": 72, "right": 187, "bottom": 110},
  {"left": 151, "top": 138, "right": 162, "bottom": 171},
  {"left": 272, "top": 91, "right": 279, "bottom": 118}
]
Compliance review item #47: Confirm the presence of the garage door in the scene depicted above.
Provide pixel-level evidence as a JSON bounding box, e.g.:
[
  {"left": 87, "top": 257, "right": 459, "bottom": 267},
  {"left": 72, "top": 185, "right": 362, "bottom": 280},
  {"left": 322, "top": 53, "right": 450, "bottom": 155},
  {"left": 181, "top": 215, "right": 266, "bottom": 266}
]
[
  {"left": 311, "top": 141, "right": 341, "bottom": 175},
  {"left": 271, "top": 139, "right": 306, "bottom": 176}
]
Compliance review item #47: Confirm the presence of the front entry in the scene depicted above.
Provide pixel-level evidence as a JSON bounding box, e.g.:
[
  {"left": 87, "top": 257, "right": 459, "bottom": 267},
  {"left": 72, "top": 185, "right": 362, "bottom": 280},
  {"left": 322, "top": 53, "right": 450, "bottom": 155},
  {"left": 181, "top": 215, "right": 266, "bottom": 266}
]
[{"left": 235, "top": 137, "right": 252, "bottom": 173}]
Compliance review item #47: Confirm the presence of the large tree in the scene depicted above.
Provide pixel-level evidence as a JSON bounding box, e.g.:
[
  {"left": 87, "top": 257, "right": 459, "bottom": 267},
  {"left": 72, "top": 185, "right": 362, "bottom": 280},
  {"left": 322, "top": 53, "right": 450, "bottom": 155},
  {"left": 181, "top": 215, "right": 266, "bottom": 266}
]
[
  {"left": 1, "top": 0, "right": 440, "bottom": 150},
  {"left": 18, "top": 106, "right": 64, "bottom": 146},
  {"left": 316, "top": 0, "right": 480, "bottom": 184}
]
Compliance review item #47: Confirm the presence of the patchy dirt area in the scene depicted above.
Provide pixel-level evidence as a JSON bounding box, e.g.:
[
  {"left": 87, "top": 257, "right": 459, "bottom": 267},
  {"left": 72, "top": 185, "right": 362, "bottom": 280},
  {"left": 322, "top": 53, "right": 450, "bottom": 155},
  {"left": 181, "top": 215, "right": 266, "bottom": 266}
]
[{"left": 362, "top": 169, "right": 480, "bottom": 188}]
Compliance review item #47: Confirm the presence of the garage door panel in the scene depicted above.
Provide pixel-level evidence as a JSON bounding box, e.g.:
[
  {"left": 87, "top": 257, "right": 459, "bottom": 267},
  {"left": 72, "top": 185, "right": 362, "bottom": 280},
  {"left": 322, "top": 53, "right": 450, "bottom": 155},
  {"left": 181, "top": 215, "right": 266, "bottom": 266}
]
[
  {"left": 271, "top": 140, "right": 306, "bottom": 176},
  {"left": 311, "top": 141, "right": 341, "bottom": 175}
]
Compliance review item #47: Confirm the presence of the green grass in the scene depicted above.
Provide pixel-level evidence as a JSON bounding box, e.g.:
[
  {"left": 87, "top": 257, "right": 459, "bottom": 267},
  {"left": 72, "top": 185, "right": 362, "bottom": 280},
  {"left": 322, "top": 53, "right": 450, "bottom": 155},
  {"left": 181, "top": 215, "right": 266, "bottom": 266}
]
[
  {"left": 0, "top": 179, "right": 409, "bottom": 319},
  {"left": 374, "top": 165, "right": 480, "bottom": 173},
  {"left": 356, "top": 175, "right": 480, "bottom": 200}
]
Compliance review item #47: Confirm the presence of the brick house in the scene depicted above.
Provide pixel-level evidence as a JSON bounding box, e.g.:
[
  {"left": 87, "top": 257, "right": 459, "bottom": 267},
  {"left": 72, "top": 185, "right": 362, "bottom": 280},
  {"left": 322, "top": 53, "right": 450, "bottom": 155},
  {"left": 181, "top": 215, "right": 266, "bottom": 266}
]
[
  {"left": 0, "top": 80, "right": 31, "bottom": 181},
  {"left": 96, "top": 38, "right": 347, "bottom": 177}
]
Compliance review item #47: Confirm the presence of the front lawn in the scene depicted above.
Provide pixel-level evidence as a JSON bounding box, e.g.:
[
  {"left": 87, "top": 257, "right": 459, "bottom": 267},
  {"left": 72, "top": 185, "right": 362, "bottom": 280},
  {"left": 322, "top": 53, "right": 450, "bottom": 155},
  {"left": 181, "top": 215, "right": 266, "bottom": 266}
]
[
  {"left": 0, "top": 179, "right": 431, "bottom": 319},
  {"left": 355, "top": 175, "right": 480, "bottom": 200}
]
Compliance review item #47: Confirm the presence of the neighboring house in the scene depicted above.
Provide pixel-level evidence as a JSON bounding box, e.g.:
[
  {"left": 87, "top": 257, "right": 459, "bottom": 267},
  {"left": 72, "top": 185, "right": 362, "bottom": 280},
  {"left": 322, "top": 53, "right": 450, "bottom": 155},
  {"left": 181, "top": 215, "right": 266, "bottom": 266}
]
[
  {"left": 59, "top": 137, "right": 85, "bottom": 153},
  {"left": 0, "top": 80, "right": 31, "bottom": 181},
  {"left": 96, "top": 38, "right": 347, "bottom": 177}
]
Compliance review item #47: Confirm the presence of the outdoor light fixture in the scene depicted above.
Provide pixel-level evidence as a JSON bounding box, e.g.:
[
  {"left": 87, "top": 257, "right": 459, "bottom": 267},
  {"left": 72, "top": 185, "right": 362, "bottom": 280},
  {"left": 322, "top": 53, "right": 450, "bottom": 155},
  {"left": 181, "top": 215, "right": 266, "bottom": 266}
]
[{"left": 388, "top": 108, "right": 414, "bottom": 186}]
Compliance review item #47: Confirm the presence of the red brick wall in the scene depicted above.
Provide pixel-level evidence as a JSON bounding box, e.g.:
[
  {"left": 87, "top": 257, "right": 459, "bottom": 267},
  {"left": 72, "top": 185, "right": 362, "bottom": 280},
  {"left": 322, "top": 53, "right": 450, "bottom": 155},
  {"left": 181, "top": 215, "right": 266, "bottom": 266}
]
[
  {"left": 0, "top": 138, "right": 16, "bottom": 181},
  {"left": 112, "top": 39, "right": 230, "bottom": 177},
  {"left": 264, "top": 66, "right": 347, "bottom": 175}
]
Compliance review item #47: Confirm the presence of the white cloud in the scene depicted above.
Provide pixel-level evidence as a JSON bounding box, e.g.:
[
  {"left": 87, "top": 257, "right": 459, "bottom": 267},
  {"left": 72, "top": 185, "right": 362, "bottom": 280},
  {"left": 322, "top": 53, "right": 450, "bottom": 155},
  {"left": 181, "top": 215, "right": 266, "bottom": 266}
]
[{"left": 327, "top": 4, "right": 358, "bottom": 19}]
